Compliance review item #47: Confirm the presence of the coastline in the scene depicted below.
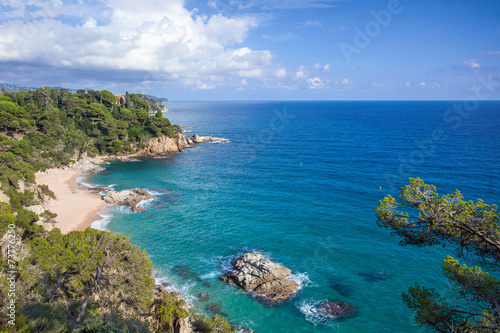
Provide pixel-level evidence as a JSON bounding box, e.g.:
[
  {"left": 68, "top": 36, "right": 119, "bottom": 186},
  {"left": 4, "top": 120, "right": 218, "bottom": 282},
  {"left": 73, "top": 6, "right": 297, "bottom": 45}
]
[{"left": 35, "top": 168, "right": 106, "bottom": 233}]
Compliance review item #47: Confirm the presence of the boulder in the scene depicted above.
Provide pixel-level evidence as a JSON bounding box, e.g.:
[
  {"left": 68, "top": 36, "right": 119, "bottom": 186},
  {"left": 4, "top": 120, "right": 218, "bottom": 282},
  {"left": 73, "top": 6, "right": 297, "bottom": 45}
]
[
  {"left": 220, "top": 253, "right": 299, "bottom": 303},
  {"left": 318, "top": 301, "right": 358, "bottom": 319},
  {"left": 71, "top": 159, "right": 104, "bottom": 174},
  {"left": 103, "top": 188, "right": 154, "bottom": 211}
]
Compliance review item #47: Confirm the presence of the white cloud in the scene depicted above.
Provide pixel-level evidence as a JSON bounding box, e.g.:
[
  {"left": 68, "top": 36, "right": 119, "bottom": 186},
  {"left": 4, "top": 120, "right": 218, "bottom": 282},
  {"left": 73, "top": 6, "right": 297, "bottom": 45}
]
[
  {"left": 307, "top": 77, "right": 324, "bottom": 89},
  {"left": 463, "top": 59, "right": 480, "bottom": 70},
  {"left": 323, "top": 64, "right": 330, "bottom": 72},
  {"left": 0, "top": 0, "right": 287, "bottom": 90},
  {"left": 420, "top": 82, "right": 426, "bottom": 87},
  {"left": 207, "top": 0, "right": 217, "bottom": 9},
  {"left": 342, "top": 78, "right": 351, "bottom": 86},
  {"left": 314, "top": 63, "right": 321, "bottom": 69},
  {"left": 294, "top": 65, "right": 308, "bottom": 80}
]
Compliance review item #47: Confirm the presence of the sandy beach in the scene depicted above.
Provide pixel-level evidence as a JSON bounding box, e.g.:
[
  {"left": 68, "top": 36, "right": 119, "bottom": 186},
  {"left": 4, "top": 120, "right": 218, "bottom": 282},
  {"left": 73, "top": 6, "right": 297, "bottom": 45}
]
[{"left": 35, "top": 169, "right": 106, "bottom": 233}]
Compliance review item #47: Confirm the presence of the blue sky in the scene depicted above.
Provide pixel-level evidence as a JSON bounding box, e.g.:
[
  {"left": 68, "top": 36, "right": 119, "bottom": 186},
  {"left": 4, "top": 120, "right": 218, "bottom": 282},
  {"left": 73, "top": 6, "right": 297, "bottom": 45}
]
[{"left": 0, "top": 0, "right": 499, "bottom": 100}]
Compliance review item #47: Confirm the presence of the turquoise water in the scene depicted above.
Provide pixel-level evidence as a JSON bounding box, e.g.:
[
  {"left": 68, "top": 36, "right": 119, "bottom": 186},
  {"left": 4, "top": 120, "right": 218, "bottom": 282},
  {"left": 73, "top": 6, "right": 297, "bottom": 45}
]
[{"left": 89, "top": 101, "right": 500, "bottom": 332}]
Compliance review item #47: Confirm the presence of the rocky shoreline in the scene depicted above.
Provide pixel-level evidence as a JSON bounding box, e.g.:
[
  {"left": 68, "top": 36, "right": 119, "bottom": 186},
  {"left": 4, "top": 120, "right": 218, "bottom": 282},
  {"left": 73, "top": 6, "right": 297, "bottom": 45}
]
[{"left": 60, "top": 133, "right": 225, "bottom": 213}]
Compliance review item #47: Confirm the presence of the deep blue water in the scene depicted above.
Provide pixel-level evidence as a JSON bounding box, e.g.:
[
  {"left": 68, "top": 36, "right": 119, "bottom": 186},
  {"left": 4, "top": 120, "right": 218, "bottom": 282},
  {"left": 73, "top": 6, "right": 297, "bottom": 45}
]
[{"left": 89, "top": 101, "right": 500, "bottom": 333}]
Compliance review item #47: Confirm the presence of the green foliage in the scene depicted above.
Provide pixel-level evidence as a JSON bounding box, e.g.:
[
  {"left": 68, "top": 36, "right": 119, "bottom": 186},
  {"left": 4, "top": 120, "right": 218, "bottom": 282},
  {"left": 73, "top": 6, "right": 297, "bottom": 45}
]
[
  {"left": 0, "top": 86, "right": 178, "bottom": 191},
  {"left": 96, "top": 90, "right": 118, "bottom": 107},
  {"left": 8, "top": 189, "right": 36, "bottom": 209},
  {"left": 20, "top": 303, "right": 71, "bottom": 333},
  {"left": 376, "top": 178, "right": 500, "bottom": 332},
  {"left": 192, "top": 314, "right": 236, "bottom": 333},
  {"left": 38, "top": 184, "right": 56, "bottom": 200},
  {"left": 30, "top": 228, "right": 155, "bottom": 323},
  {"left": 0, "top": 202, "right": 14, "bottom": 239},
  {"left": 73, "top": 318, "right": 122, "bottom": 333},
  {"left": 156, "top": 293, "right": 189, "bottom": 331}
]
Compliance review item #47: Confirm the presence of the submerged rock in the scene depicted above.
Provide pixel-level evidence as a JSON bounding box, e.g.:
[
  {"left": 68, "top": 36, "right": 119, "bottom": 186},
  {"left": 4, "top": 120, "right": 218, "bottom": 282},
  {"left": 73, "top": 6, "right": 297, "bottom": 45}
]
[
  {"left": 220, "top": 253, "right": 299, "bottom": 304},
  {"left": 359, "top": 271, "right": 390, "bottom": 282},
  {"left": 103, "top": 188, "right": 154, "bottom": 212},
  {"left": 205, "top": 303, "right": 228, "bottom": 317},
  {"left": 317, "top": 301, "right": 358, "bottom": 319},
  {"left": 198, "top": 293, "right": 210, "bottom": 302},
  {"left": 328, "top": 277, "right": 354, "bottom": 297},
  {"left": 173, "top": 265, "right": 211, "bottom": 288}
]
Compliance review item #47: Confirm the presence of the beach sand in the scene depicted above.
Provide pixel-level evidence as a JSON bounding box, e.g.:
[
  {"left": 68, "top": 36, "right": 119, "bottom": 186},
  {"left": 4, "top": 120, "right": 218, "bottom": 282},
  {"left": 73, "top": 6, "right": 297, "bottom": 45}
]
[{"left": 35, "top": 169, "right": 106, "bottom": 233}]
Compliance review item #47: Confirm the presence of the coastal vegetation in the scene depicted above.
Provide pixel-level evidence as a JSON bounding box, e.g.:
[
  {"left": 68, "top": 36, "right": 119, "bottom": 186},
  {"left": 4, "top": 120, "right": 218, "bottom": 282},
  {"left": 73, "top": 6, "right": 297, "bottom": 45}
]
[
  {"left": 0, "top": 86, "right": 234, "bottom": 332},
  {"left": 376, "top": 178, "right": 500, "bottom": 332}
]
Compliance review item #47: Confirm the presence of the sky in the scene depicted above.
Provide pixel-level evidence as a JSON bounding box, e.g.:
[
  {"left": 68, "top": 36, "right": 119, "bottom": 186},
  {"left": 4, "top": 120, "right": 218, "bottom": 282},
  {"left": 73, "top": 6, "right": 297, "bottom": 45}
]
[{"left": 0, "top": 0, "right": 499, "bottom": 100}]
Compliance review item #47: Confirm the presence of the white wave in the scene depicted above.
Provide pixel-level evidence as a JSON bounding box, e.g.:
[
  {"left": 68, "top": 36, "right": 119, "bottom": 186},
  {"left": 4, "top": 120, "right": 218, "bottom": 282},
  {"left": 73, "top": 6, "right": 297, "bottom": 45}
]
[
  {"left": 199, "top": 271, "right": 219, "bottom": 279},
  {"left": 91, "top": 207, "right": 113, "bottom": 230},
  {"left": 114, "top": 205, "right": 133, "bottom": 214},
  {"left": 209, "top": 138, "right": 230, "bottom": 143},
  {"left": 145, "top": 189, "right": 166, "bottom": 196},
  {"left": 153, "top": 271, "right": 197, "bottom": 307},
  {"left": 221, "top": 255, "right": 236, "bottom": 273},
  {"left": 136, "top": 198, "right": 156, "bottom": 209},
  {"left": 288, "top": 272, "right": 312, "bottom": 290},
  {"left": 297, "top": 299, "right": 332, "bottom": 325}
]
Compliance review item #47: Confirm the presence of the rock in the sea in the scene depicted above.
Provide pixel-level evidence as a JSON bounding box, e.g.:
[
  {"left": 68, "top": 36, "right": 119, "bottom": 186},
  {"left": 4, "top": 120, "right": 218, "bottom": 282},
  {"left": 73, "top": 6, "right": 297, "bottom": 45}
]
[
  {"left": 328, "top": 277, "right": 354, "bottom": 297},
  {"left": 318, "top": 301, "right": 358, "bottom": 319},
  {"left": 359, "top": 271, "right": 390, "bottom": 282},
  {"left": 220, "top": 253, "right": 299, "bottom": 303},
  {"left": 205, "top": 303, "right": 228, "bottom": 317},
  {"left": 198, "top": 293, "right": 210, "bottom": 302},
  {"left": 103, "top": 188, "right": 154, "bottom": 212},
  {"left": 191, "top": 134, "right": 223, "bottom": 143}
]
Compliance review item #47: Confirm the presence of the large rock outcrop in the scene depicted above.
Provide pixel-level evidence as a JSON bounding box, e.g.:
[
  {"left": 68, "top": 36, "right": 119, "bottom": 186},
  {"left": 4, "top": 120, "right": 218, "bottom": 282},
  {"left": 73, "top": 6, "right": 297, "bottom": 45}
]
[
  {"left": 71, "top": 157, "right": 105, "bottom": 174},
  {"left": 220, "top": 253, "right": 299, "bottom": 303},
  {"left": 103, "top": 188, "right": 154, "bottom": 212},
  {"left": 136, "top": 133, "right": 224, "bottom": 157},
  {"left": 138, "top": 133, "right": 188, "bottom": 156}
]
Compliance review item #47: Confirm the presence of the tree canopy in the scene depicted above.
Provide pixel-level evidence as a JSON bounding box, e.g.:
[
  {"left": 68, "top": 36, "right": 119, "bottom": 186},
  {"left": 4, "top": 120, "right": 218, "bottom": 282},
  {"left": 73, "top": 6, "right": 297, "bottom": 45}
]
[{"left": 376, "top": 178, "right": 500, "bottom": 332}]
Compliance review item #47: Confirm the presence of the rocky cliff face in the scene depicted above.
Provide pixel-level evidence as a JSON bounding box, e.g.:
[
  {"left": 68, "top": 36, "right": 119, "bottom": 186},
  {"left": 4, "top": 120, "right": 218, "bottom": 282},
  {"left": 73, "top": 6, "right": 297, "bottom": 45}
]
[{"left": 136, "top": 133, "right": 224, "bottom": 157}]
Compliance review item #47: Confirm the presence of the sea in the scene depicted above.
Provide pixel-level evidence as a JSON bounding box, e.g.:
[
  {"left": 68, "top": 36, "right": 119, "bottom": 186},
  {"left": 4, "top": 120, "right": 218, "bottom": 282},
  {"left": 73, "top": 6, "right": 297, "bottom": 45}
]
[{"left": 87, "top": 101, "right": 500, "bottom": 333}]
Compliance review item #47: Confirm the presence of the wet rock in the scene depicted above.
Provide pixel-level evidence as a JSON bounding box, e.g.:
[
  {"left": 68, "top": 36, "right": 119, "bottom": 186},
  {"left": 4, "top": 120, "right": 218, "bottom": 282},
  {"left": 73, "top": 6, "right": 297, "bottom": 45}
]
[
  {"left": 220, "top": 253, "right": 299, "bottom": 304},
  {"left": 318, "top": 301, "right": 358, "bottom": 319},
  {"left": 205, "top": 303, "right": 228, "bottom": 317},
  {"left": 198, "top": 293, "right": 210, "bottom": 302},
  {"left": 103, "top": 188, "right": 154, "bottom": 212}
]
